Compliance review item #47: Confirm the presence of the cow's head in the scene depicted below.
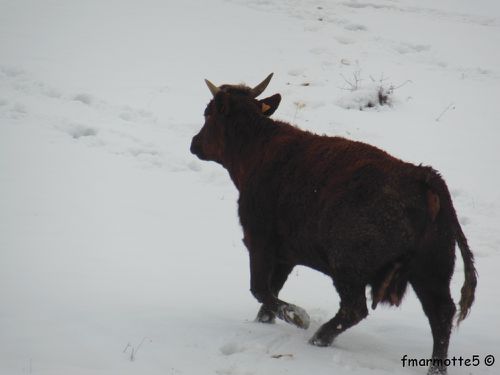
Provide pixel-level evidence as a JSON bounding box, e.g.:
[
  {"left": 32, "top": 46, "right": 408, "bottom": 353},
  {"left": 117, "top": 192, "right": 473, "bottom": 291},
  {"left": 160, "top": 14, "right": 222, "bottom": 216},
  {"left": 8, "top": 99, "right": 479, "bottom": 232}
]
[{"left": 190, "top": 73, "right": 281, "bottom": 163}]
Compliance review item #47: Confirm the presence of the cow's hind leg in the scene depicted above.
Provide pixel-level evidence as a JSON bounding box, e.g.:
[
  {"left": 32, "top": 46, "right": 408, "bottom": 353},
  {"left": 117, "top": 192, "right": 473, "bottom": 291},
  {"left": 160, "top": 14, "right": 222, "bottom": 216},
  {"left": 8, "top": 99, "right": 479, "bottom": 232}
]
[
  {"left": 309, "top": 282, "right": 368, "bottom": 347},
  {"left": 411, "top": 275, "right": 455, "bottom": 375},
  {"left": 256, "top": 263, "right": 294, "bottom": 324}
]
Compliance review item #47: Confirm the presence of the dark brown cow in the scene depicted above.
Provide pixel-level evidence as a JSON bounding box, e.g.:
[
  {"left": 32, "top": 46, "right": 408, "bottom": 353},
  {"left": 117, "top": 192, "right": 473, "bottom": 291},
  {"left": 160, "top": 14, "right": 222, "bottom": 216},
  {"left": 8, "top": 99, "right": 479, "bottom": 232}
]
[{"left": 190, "top": 74, "right": 477, "bottom": 374}]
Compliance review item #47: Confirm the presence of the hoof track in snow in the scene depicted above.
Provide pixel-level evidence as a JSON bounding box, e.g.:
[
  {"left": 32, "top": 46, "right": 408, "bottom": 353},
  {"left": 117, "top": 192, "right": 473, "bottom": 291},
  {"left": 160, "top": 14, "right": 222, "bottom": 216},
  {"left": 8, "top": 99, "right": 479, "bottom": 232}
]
[
  {"left": 0, "top": 65, "right": 25, "bottom": 78},
  {"left": 334, "top": 35, "right": 355, "bottom": 45},
  {"left": 62, "top": 123, "right": 99, "bottom": 139},
  {"left": 0, "top": 102, "right": 28, "bottom": 120},
  {"left": 344, "top": 23, "right": 367, "bottom": 31},
  {"left": 288, "top": 68, "right": 306, "bottom": 77},
  {"left": 394, "top": 42, "right": 431, "bottom": 55},
  {"left": 73, "top": 93, "right": 95, "bottom": 105},
  {"left": 309, "top": 47, "right": 329, "bottom": 56},
  {"left": 220, "top": 342, "right": 247, "bottom": 356}
]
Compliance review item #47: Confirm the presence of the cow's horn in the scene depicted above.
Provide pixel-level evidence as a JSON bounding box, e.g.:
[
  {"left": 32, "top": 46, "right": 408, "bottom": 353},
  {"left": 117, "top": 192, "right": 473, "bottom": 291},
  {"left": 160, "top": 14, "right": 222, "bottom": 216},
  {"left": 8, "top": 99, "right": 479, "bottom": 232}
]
[
  {"left": 205, "top": 79, "right": 220, "bottom": 97},
  {"left": 250, "top": 73, "right": 273, "bottom": 98}
]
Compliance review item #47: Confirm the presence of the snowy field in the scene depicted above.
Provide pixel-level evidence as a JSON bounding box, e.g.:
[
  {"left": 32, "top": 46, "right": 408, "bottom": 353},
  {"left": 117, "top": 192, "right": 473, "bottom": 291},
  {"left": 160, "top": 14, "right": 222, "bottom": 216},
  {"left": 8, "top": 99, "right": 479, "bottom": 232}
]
[{"left": 1, "top": 0, "right": 500, "bottom": 374}]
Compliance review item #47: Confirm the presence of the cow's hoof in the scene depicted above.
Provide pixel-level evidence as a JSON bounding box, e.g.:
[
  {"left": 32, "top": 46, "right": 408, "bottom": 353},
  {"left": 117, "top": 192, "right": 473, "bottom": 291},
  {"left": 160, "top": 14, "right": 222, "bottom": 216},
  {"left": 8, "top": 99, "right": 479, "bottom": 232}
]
[
  {"left": 309, "top": 327, "right": 335, "bottom": 347},
  {"left": 277, "top": 304, "right": 310, "bottom": 329},
  {"left": 308, "top": 335, "right": 331, "bottom": 347},
  {"left": 255, "top": 305, "right": 276, "bottom": 324},
  {"left": 428, "top": 365, "right": 447, "bottom": 375}
]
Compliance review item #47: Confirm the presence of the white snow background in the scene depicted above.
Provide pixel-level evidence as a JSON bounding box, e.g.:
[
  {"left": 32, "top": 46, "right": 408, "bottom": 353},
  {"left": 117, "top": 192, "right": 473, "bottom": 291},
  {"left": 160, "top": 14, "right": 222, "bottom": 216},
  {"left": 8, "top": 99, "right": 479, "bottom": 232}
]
[{"left": 1, "top": 0, "right": 499, "bottom": 374}]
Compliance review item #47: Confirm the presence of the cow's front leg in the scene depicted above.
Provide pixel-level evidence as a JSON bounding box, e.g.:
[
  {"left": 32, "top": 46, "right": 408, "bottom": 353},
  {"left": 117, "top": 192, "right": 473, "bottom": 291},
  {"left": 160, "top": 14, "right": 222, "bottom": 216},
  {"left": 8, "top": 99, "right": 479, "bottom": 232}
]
[
  {"left": 255, "top": 262, "right": 294, "bottom": 324},
  {"left": 249, "top": 250, "right": 309, "bottom": 329}
]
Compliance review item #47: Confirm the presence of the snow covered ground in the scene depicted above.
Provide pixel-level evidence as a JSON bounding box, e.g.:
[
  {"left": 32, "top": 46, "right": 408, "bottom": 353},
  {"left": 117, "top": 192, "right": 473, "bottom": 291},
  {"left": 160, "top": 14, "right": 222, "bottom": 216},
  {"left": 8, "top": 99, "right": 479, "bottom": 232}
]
[{"left": 1, "top": 0, "right": 499, "bottom": 374}]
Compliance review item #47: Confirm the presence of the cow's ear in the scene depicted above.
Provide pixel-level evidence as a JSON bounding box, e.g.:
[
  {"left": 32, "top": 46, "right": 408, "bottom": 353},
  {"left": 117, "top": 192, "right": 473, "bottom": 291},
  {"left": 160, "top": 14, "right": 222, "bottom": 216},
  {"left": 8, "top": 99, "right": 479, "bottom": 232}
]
[
  {"left": 259, "top": 94, "right": 281, "bottom": 116},
  {"left": 214, "top": 92, "right": 231, "bottom": 116}
]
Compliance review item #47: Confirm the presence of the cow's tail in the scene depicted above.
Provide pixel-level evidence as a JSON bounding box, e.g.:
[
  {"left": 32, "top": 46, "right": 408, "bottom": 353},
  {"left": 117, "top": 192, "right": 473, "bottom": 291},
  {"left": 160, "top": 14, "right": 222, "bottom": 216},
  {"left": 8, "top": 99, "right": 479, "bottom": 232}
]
[
  {"left": 455, "top": 221, "right": 477, "bottom": 324},
  {"left": 423, "top": 167, "right": 477, "bottom": 325}
]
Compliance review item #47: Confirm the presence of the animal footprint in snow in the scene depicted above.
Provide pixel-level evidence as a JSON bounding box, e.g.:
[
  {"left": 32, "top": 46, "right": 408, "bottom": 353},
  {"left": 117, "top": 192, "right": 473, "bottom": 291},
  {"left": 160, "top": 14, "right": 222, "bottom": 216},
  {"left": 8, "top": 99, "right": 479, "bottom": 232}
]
[
  {"left": 73, "top": 93, "right": 95, "bottom": 105},
  {"left": 394, "top": 42, "right": 430, "bottom": 54},
  {"left": 119, "top": 105, "right": 156, "bottom": 122},
  {"left": 219, "top": 342, "right": 246, "bottom": 356},
  {"left": 58, "top": 122, "right": 98, "bottom": 139},
  {"left": 288, "top": 68, "right": 306, "bottom": 77},
  {"left": 344, "top": 23, "right": 367, "bottom": 31}
]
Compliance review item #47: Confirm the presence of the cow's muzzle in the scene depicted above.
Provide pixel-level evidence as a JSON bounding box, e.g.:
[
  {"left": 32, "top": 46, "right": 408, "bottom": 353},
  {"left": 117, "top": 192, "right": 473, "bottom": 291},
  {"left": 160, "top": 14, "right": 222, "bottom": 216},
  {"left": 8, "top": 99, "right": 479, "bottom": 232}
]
[{"left": 190, "top": 135, "right": 204, "bottom": 159}]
